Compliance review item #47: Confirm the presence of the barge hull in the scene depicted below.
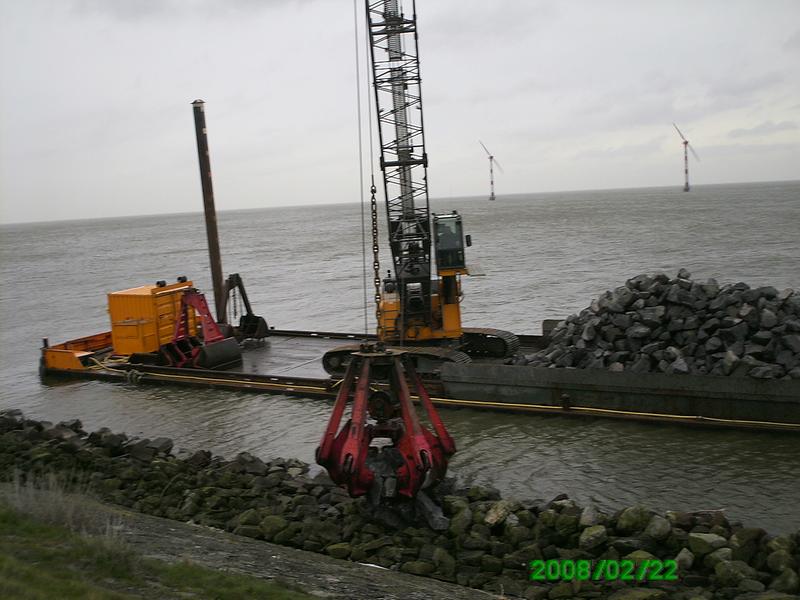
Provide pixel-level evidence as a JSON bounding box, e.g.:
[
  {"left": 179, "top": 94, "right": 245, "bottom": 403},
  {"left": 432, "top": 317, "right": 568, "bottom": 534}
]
[
  {"left": 41, "top": 330, "right": 800, "bottom": 432},
  {"left": 441, "top": 363, "right": 800, "bottom": 428}
]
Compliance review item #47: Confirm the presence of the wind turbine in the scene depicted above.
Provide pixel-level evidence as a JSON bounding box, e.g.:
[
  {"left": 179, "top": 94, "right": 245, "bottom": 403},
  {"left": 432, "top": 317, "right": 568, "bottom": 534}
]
[
  {"left": 673, "top": 123, "right": 700, "bottom": 192},
  {"left": 479, "top": 140, "right": 504, "bottom": 201}
]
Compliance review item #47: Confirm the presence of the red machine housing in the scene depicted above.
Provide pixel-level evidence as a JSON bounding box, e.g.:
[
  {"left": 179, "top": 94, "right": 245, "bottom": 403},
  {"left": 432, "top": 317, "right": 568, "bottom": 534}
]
[{"left": 159, "top": 289, "right": 241, "bottom": 369}]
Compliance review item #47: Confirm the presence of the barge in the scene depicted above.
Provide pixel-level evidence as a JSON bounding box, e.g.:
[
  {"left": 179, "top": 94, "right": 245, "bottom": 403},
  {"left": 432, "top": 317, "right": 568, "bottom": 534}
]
[{"left": 40, "top": 299, "right": 800, "bottom": 433}]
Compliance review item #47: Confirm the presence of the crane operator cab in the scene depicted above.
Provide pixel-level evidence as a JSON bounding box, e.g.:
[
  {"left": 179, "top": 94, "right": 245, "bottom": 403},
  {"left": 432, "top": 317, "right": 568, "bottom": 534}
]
[{"left": 434, "top": 211, "right": 471, "bottom": 272}]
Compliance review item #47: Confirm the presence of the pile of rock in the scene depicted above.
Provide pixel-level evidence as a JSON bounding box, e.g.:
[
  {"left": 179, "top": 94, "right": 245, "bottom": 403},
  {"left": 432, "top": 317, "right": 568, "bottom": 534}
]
[
  {"left": 525, "top": 270, "right": 800, "bottom": 380},
  {"left": 1, "top": 411, "right": 798, "bottom": 600}
]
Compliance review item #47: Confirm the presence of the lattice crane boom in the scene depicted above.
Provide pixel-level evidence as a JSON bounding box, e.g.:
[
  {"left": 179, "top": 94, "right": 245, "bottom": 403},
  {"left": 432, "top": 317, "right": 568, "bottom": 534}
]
[{"left": 366, "top": 0, "right": 433, "bottom": 332}]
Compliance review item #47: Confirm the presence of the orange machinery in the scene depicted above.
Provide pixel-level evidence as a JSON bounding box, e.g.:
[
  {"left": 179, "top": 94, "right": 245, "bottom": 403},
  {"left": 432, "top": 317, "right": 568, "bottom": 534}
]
[
  {"left": 108, "top": 280, "right": 198, "bottom": 356},
  {"left": 41, "top": 279, "right": 240, "bottom": 372}
]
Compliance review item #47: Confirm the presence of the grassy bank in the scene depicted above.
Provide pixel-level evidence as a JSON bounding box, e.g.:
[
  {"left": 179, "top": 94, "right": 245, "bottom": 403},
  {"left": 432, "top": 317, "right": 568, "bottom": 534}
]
[{"left": 0, "top": 487, "right": 312, "bottom": 600}]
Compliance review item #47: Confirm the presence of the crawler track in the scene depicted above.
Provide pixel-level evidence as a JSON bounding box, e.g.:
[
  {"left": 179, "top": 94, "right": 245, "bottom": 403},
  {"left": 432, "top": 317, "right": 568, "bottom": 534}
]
[
  {"left": 461, "top": 328, "right": 520, "bottom": 358},
  {"left": 322, "top": 344, "right": 471, "bottom": 377}
]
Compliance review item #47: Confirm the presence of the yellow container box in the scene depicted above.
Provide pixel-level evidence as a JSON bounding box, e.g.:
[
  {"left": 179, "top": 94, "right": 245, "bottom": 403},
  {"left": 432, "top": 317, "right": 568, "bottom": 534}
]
[{"left": 108, "top": 280, "right": 197, "bottom": 355}]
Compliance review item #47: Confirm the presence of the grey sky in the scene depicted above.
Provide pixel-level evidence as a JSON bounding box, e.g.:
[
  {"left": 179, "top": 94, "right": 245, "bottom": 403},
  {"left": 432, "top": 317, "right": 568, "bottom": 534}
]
[{"left": 1, "top": 0, "right": 798, "bottom": 224}]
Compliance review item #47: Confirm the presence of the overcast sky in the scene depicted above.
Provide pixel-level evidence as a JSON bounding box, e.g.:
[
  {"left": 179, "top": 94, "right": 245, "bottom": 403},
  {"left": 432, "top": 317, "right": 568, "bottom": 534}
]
[{"left": 1, "top": 0, "right": 798, "bottom": 224}]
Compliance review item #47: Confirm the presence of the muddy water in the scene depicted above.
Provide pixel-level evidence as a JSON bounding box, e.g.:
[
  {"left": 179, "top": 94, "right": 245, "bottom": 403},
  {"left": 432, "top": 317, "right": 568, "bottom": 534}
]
[{"left": 2, "top": 181, "right": 799, "bottom": 532}]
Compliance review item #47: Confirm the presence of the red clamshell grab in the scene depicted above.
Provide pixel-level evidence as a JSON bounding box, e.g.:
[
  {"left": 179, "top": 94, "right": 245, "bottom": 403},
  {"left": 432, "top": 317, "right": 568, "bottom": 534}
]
[{"left": 315, "top": 350, "right": 455, "bottom": 499}]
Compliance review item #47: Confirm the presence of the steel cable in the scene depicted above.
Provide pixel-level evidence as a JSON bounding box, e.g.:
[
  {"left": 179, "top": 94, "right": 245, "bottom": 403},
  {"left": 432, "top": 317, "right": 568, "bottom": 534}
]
[{"left": 355, "top": 0, "right": 381, "bottom": 337}]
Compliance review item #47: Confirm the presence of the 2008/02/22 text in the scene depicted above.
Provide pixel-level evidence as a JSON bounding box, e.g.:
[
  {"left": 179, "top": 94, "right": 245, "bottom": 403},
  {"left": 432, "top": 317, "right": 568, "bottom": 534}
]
[{"left": 529, "top": 559, "right": 678, "bottom": 582}]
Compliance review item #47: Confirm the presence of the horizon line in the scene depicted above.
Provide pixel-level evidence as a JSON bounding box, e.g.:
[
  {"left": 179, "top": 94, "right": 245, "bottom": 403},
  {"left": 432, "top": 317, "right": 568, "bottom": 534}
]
[{"left": 2, "top": 177, "right": 798, "bottom": 227}]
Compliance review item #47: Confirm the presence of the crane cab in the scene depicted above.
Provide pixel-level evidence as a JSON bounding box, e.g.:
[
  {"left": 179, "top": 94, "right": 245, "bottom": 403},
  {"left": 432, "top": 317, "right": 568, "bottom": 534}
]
[
  {"left": 429, "top": 211, "right": 470, "bottom": 340},
  {"left": 434, "top": 211, "right": 470, "bottom": 275}
]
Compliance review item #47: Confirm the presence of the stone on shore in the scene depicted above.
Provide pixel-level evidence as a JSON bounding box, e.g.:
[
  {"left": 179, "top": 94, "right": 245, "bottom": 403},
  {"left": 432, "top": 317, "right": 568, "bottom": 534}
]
[
  {"left": 688, "top": 532, "right": 728, "bottom": 556},
  {"left": 714, "top": 559, "right": 758, "bottom": 587},
  {"left": 769, "top": 567, "right": 799, "bottom": 594},
  {"left": 675, "top": 547, "right": 694, "bottom": 570},
  {"left": 644, "top": 515, "right": 671, "bottom": 540},
  {"left": 579, "top": 525, "right": 607, "bottom": 550},
  {"left": 325, "top": 542, "right": 352, "bottom": 559},
  {"left": 3, "top": 411, "right": 799, "bottom": 599},
  {"left": 616, "top": 505, "right": 652, "bottom": 534}
]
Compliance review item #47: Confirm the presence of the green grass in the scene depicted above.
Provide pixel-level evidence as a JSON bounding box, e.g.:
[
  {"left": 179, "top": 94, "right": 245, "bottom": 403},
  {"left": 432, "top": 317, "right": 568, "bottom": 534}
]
[{"left": 0, "top": 506, "right": 312, "bottom": 599}]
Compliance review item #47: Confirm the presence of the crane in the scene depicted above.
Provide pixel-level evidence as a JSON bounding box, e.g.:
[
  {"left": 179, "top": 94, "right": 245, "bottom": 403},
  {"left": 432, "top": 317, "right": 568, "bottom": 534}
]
[
  {"left": 479, "top": 140, "right": 504, "bottom": 201},
  {"left": 321, "top": 0, "right": 518, "bottom": 375},
  {"left": 673, "top": 123, "right": 700, "bottom": 192},
  {"left": 317, "top": 1, "right": 463, "bottom": 510}
]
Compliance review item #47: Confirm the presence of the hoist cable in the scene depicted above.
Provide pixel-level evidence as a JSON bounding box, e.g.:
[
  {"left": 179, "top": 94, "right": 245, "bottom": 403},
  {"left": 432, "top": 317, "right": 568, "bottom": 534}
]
[
  {"left": 363, "top": 4, "right": 382, "bottom": 337},
  {"left": 354, "top": 0, "right": 369, "bottom": 336}
]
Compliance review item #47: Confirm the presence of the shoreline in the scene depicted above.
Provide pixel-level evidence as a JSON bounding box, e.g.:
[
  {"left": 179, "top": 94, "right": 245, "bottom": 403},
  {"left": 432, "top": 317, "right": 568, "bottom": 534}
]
[
  {"left": 0, "top": 487, "right": 484, "bottom": 600},
  {"left": 1, "top": 410, "right": 798, "bottom": 599}
]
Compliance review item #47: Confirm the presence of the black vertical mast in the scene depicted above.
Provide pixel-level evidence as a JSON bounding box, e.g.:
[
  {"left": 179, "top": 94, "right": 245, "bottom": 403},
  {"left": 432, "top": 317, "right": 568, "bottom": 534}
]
[{"left": 192, "top": 100, "right": 226, "bottom": 324}]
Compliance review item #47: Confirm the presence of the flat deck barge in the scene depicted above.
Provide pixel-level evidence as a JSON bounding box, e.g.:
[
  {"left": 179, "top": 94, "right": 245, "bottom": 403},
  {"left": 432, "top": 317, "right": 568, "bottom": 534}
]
[{"left": 41, "top": 328, "right": 800, "bottom": 432}]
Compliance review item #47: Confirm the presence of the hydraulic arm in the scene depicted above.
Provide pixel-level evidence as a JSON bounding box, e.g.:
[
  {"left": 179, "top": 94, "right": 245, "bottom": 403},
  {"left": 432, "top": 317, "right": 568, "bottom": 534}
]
[
  {"left": 159, "top": 288, "right": 242, "bottom": 369},
  {"left": 222, "top": 273, "right": 270, "bottom": 341}
]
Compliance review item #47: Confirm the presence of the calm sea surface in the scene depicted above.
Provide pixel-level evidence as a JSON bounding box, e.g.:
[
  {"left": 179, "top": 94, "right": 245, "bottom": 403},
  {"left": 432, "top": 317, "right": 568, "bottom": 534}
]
[{"left": 2, "top": 181, "right": 799, "bottom": 532}]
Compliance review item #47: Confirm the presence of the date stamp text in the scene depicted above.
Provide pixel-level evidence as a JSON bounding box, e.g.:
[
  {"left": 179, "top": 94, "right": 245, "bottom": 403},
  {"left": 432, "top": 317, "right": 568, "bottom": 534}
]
[{"left": 529, "top": 559, "right": 678, "bottom": 582}]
